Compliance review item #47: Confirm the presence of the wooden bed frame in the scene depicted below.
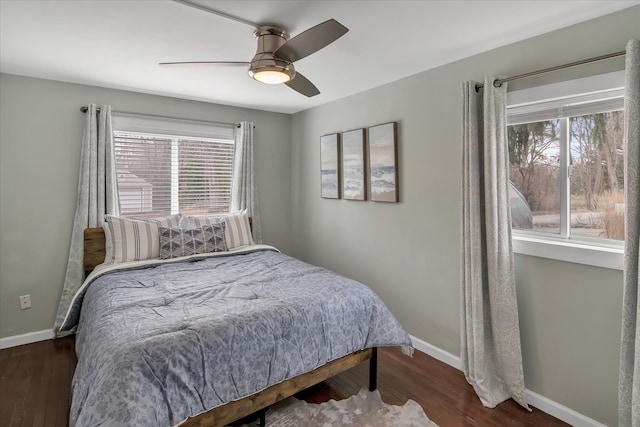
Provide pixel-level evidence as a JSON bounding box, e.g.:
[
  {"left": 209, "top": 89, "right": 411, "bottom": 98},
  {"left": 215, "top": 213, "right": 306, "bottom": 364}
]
[{"left": 83, "top": 227, "right": 377, "bottom": 427}]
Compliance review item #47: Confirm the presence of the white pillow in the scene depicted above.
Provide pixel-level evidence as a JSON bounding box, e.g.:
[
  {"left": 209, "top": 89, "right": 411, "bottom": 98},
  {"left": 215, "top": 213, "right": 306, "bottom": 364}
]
[
  {"left": 182, "top": 211, "right": 254, "bottom": 249},
  {"left": 103, "top": 214, "right": 180, "bottom": 264}
]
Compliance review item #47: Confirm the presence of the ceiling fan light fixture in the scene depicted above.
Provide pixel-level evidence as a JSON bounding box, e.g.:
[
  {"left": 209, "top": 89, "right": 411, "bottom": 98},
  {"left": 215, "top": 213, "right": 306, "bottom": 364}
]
[
  {"left": 248, "top": 54, "right": 295, "bottom": 85},
  {"left": 248, "top": 26, "right": 296, "bottom": 86},
  {"left": 252, "top": 68, "right": 293, "bottom": 84}
]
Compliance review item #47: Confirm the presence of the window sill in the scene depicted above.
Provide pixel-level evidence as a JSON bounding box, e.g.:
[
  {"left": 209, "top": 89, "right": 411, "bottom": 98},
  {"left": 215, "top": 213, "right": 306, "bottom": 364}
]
[{"left": 512, "top": 234, "right": 623, "bottom": 271}]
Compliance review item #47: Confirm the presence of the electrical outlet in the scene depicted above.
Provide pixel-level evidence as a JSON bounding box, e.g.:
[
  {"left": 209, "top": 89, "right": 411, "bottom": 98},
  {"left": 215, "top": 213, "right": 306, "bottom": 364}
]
[{"left": 19, "top": 294, "right": 31, "bottom": 310}]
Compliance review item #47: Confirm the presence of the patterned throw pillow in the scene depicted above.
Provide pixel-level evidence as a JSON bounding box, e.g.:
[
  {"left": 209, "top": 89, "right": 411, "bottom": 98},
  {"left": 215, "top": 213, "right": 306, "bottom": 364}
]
[
  {"left": 158, "top": 224, "right": 227, "bottom": 260},
  {"left": 103, "top": 214, "right": 181, "bottom": 264},
  {"left": 182, "top": 210, "right": 254, "bottom": 249}
]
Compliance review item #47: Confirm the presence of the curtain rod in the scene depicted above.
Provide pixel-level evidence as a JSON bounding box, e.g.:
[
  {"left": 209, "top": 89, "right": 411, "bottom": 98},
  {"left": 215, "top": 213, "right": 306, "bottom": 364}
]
[
  {"left": 80, "top": 105, "right": 241, "bottom": 128},
  {"left": 475, "top": 50, "right": 626, "bottom": 91}
]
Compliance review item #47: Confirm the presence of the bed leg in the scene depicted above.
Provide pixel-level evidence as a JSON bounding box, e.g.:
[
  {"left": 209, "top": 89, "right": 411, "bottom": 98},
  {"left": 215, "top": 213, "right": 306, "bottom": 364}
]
[
  {"left": 259, "top": 411, "right": 266, "bottom": 427},
  {"left": 369, "top": 347, "right": 378, "bottom": 391}
]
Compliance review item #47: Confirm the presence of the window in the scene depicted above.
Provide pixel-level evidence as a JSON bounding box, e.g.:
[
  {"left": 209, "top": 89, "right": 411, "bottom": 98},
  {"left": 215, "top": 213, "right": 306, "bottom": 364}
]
[
  {"left": 112, "top": 115, "right": 235, "bottom": 219},
  {"left": 506, "top": 72, "right": 625, "bottom": 270}
]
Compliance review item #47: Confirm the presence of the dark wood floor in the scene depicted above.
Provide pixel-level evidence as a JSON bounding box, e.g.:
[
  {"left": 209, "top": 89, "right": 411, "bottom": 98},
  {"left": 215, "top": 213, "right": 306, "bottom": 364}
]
[
  {"left": 0, "top": 337, "right": 76, "bottom": 427},
  {"left": 0, "top": 337, "right": 568, "bottom": 426}
]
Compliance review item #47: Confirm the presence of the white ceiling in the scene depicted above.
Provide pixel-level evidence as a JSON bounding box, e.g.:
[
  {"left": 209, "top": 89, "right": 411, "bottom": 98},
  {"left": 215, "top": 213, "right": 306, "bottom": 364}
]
[{"left": 1, "top": 0, "right": 638, "bottom": 114}]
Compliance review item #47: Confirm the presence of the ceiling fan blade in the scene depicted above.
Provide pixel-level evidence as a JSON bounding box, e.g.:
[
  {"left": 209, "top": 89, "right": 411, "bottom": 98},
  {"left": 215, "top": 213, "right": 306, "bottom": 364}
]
[
  {"left": 274, "top": 19, "right": 348, "bottom": 63},
  {"left": 159, "top": 61, "right": 250, "bottom": 67},
  {"left": 285, "top": 72, "right": 320, "bottom": 97}
]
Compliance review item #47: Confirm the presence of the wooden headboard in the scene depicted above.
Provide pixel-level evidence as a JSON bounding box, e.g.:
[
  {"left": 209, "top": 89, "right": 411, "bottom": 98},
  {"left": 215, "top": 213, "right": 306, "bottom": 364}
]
[{"left": 84, "top": 228, "right": 106, "bottom": 273}]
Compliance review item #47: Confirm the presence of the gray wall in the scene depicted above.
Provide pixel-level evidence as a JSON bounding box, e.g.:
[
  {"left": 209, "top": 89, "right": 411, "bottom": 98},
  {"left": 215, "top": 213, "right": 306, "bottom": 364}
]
[
  {"left": 290, "top": 7, "right": 639, "bottom": 425},
  {"left": 0, "top": 74, "right": 292, "bottom": 338}
]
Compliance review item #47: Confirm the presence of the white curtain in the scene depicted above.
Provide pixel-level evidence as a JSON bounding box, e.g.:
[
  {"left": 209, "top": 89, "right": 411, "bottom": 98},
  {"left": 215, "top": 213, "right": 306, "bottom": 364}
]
[
  {"left": 461, "top": 77, "right": 529, "bottom": 409},
  {"left": 619, "top": 39, "right": 640, "bottom": 427},
  {"left": 54, "top": 104, "right": 119, "bottom": 336},
  {"left": 231, "top": 121, "right": 261, "bottom": 243}
]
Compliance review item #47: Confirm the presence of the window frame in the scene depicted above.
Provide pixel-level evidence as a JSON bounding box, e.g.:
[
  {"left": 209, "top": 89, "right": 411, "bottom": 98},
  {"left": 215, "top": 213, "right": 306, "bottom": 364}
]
[{"left": 506, "top": 71, "right": 625, "bottom": 270}]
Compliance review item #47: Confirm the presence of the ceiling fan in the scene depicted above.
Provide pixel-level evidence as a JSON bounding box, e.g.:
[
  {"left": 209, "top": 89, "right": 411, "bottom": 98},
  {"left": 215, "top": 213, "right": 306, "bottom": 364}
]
[{"left": 160, "top": 0, "right": 349, "bottom": 97}]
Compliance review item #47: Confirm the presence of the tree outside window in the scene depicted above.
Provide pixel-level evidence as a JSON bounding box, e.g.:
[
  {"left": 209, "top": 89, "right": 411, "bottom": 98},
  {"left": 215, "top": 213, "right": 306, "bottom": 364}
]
[{"left": 508, "top": 107, "right": 624, "bottom": 242}]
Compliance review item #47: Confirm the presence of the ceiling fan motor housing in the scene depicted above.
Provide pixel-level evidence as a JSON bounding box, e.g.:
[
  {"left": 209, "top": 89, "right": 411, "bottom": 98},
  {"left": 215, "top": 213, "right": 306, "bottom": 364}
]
[{"left": 249, "top": 25, "right": 295, "bottom": 83}]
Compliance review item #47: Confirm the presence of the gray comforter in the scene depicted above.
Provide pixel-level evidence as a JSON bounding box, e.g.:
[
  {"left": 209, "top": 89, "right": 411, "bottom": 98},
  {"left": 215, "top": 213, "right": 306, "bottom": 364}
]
[{"left": 68, "top": 248, "right": 411, "bottom": 426}]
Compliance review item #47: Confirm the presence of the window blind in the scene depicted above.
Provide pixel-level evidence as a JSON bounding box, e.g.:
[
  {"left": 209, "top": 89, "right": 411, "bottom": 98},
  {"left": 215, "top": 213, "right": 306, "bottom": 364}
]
[{"left": 113, "top": 131, "right": 234, "bottom": 219}]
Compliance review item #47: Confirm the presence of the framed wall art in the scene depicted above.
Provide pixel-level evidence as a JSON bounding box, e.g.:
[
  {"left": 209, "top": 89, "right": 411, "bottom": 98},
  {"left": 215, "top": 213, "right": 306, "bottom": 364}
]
[
  {"left": 320, "top": 133, "right": 341, "bottom": 199},
  {"left": 368, "top": 122, "right": 399, "bottom": 202},
  {"left": 341, "top": 128, "right": 366, "bottom": 201}
]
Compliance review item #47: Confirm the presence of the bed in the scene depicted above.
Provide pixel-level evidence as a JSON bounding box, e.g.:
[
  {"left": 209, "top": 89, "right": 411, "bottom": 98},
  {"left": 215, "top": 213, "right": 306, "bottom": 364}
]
[{"left": 60, "top": 217, "right": 412, "bottom": 427}]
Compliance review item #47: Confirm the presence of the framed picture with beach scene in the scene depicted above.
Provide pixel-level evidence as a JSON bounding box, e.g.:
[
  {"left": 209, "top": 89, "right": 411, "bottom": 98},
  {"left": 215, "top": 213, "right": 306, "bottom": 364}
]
[
  {"left": 341, "top": 128, "right": 366, "bottom": 201},
  {"left": 368, "top": 122, "right": 399, "bottom": 202},
  {"left": 320, "top": 133, "right": 341, "bottom": 199}
]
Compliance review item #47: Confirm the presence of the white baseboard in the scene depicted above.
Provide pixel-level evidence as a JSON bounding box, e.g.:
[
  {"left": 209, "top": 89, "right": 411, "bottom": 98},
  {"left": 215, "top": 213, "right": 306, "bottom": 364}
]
[
  {"left": 524, "top": 389, "right": 607, "bottom": 427},
  {"left": 409, "top": 334, "right": 606, "bottom": 427},
  {"left": 0, "top": 329, "right": 54, "bottom": 350},
  {"left": 410, "top": 334, "right": 462, "bottom": 370}
]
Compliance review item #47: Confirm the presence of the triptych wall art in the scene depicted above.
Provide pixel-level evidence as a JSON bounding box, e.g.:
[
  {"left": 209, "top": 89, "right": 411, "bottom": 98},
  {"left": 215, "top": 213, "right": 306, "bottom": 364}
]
[{"left": 320, "top": 122, "right": 398, "bottom": 203}]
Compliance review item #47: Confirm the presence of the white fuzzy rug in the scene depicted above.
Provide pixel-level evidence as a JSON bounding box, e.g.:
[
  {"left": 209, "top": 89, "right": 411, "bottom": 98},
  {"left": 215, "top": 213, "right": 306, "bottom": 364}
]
[{"left": 239, "top": 388, "right": 438, "bottom": 426}]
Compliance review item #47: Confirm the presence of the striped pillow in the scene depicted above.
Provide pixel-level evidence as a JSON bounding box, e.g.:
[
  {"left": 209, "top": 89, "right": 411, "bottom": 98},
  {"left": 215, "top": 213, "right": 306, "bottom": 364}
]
[
  {"left": 158, "top": 224, "right": 227, "bottom": 259},
  {"left": 224, "top": 211, "right": 254, "bottom": 249},
  {"left": 103, "top": 214, "right": 181, "bottom": 264},
  {"left": 182, "top": 211, "right": 254, "bottom": 249}
]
